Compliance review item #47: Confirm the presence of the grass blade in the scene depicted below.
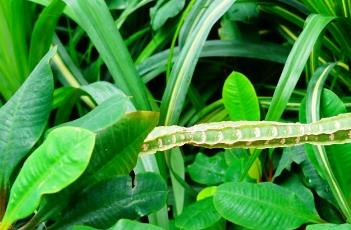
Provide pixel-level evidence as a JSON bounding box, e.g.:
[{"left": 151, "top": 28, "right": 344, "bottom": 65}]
[{"left": 62, "top": 0, "right": 152, "bottom": 110}]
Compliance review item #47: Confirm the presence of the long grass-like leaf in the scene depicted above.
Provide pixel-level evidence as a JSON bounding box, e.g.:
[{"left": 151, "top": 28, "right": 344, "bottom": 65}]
[
  {"left": 62, "top": 0, "right": 152, "bottom": 110},
  {"left": 305, "top": 63, "right": 351, "bottom": 222},
  {"left": 241, "top": 14, "right": 334, "bottom": 180}
]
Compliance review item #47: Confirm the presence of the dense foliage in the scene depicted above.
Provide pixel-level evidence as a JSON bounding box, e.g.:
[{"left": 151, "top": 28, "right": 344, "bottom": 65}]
[{"left": 1, "top": 0, "right": 351, "bottom": 229}]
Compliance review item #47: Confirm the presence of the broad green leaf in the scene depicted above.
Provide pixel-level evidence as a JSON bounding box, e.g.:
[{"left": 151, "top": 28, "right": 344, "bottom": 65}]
[
  {"left": 150, "top": 0, "right": 185, "bottom": 30},
  {"left": 1, "top": 127, "right": 95, "bottom": 227},
  {"left": 222, "top": 71, "right": 260, "bottom": 121},
  {"left": 62, "top": 0, "right": 152, "bottom": 110},
  {"left": 280, "top": 174, "right": 317, "bottom": 212},
  {"left": 273, "top": 146, "right": 306, "bottom": 180},
  {"left": 307, "top": 223, "right": 351, "bottom": 230},
  {"left": 59, "top": 96, "right": 133, "bottom": 133},
  {"left": 175, "top": 198, "right": 221, "bottom": 230},
  {"left": 53, "top": 173, "right": 168, "bottom": 229},
  {"left": 0, "top": 48, "right": 55, "bottom": 187},
  {"left": 214, "top": 182, "right": 322, "bottom": 230},
  {"left": 34, "top": 111, "right": 158, "bottom": 225},
  {"left": 188, "top": 152, "right": 227, "bottom": 185},
  {"left": 81, "top": 81, "right": 134, "bottom": 107},
  {"left": 29, "top": 0, "right": 65, "bottom": 69},
  {"left": 110, "top": 219, "right": 164, "bottom": 230},
  {"left": 81, "top": 111, "right": 159, "bottom": 184}
]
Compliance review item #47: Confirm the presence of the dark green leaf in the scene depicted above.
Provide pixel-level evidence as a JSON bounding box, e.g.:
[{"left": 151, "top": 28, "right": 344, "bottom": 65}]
[
  {"left": 29, "top": 0, "right": 65, "bottom": 69},
  {"left": 188, "top": 153, "right": 227, "bottom": 185},
  {"left": 53, "top": 173, "right": 168, "bottom": 229},
  {"left": 273, "top": 146, "right": 306, "bottom": 180},
  {"left": 0, "top": 48, "right": 55, "bottom": 187}
]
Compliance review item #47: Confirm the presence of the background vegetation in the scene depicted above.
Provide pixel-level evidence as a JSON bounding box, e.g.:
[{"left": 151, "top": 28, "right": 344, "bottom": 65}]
[{"left": 1, "top": 0, "right": 351, "bottom": 229}]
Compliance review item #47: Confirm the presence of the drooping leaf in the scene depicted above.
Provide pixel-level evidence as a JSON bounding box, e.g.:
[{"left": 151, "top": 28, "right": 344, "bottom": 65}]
[
  {"left": 222, "top": 71, "right": 260, "bottom": 121},
  {"left": 214, "top": 182, "right": 322, "bottom": 230},
  {"left": 175, "top": 198, "right": 221, "bottom": 230},
  {"left": 53, "top": 173, "right": 168, "bottom": 229},
  {"left": 0, "top": 48, "right": 55, "bottom": 188},
  {"left": 188, "top": 152, "right": 227, "bottom": 185},
  {"left": 1, "top": 127, "right": 95, "bottom": 227}
]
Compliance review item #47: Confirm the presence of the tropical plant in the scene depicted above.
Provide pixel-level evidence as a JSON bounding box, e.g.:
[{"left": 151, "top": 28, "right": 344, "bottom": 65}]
[{"left": 2, "top": 0, "right": 351, "bottom": 229}]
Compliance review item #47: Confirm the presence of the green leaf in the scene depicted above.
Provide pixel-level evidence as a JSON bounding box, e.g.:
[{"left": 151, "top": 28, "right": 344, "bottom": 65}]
[
  {"left": 62, "top": 0, "right": 152, "bottom": 110},
  {"left": 197, "top": 186, "right": 217, "bottom": 200},
  {"left": 222, "top": 71, "right": 260, "bottom": 121},
  {"left": 175, "top": 198, "right": 221, "bottom": 230},
  {"left": 82, "top": 111, "right": 159, "bottom": 184},
  {"left": 29, "top": 0, "right": 65, "bottom": 69},
  {"left": 280, "top": 174, "right": 317, "bottom": 212},
  {"left": 73, "top": 219, "right": 163, "bottom": 230},
  {"left": 214, "top": 182, "right": 322, "bottom": 230},
  {"left": 110, "top": 219, "right": 164, "bottom": 230},
  {"left": 306, "top": 223, "right": 351, "bottom": 230},
  {"left": 34, "top": 111, "right": 158, "bottom": 225},
  {"left": 273, "top": 146, "right": 306, "bottom": 180},
  {"left": 226, "top": 2, "right": 259, "bottom": 23},
  {"left": 301, "top": 157, "right": 336, "bottom": 208},
  {"left": 1, "top": 127, "right": 95, "bottom": 227},
  {"left": 0, "top": 48, "right": 55, "bottom": 188},
  {"left": 58, "top": 95, "right": 133, "bottom": 133},
  {"left": 138, "top": 40, "right": 289, "bottom": 81},
  {"left": 80, "top": 81, "right": 135, "bottom": 107},
  {"left": 150, "top": 0, "right": 186, "bottom": 30},
  {"left": 53, "top": 173, "right": 168, "bottom": 229},
  {"left": 160, "top": 0, "right": 236, "bottom": 125},
  {"left": 188, "top": 153, "right": 227, "bottom": 185},
  {"left": 265, "top": 14, "right": 334, "bottom": 121}
]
